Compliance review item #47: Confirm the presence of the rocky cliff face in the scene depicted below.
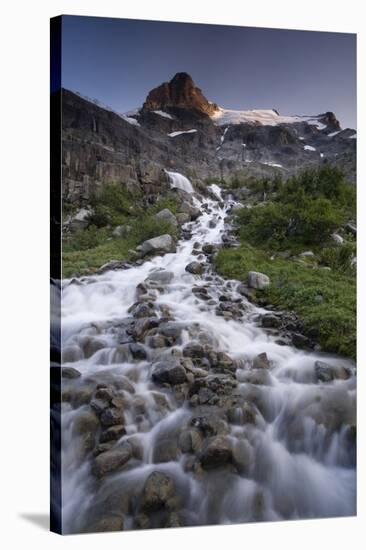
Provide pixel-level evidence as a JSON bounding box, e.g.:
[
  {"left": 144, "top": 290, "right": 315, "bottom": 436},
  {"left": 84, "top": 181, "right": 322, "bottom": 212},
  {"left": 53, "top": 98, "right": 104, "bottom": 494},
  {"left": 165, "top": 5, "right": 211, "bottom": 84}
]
[{"left": 61, "top": 74, "right": 356, "bottom": 205}]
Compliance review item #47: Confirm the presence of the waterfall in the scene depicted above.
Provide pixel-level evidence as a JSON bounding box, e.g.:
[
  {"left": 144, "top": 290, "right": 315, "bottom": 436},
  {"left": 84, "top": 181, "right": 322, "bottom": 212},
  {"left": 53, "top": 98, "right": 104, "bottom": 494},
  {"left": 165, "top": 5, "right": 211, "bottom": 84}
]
[{"left": 166, "top": 170, "right": 194, "bottom": 193}]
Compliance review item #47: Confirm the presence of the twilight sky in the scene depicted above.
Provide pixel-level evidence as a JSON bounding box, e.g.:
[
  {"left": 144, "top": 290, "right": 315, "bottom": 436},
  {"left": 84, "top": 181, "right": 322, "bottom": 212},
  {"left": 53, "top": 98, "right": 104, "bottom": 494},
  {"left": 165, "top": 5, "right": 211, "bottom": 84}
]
[{"left": 61, "top": 15, "right": 357, "bottom": 129}]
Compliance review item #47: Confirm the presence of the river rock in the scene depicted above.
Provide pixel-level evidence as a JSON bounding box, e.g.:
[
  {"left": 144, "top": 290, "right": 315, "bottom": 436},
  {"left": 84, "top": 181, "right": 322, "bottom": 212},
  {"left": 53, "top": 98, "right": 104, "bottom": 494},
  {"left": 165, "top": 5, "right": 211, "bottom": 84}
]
[
  {"left": 129, "top": 343, "right": 147, "bottom": 360},
  {"left": 61, "top": 366, "right": 82, "bottom": 379},
  {"left": 185, "top": 261, "right": 204, "bottom": 275},
  {"left": 72, "top": 410, "right": 100, "bottom": 438},
  {"left": 100, "top": 407, "right": 125, "bottom": 427},
  {"left": 261, "top": 314, "right": 281, "bottom": 329},
  {"left": 92, "top": 443, "right": 132, "bottom": 477},
  {"left": 100, "top": 425, "right": 126, "bottom": 443},
  {"left": 178, "top": 429, "right": 202, "bottom": 453},
  {"left": 176, "top": 212, "right": 190, "bottom": 225},
  {"left": 140, "top": 234, "right": 176, "bottom": 257},
  {"left": 145, "top": 269, "right": 174, "bottom": 284},
  {"left": 152, "top": 360, "right": 187, "bottom": 385},
  {"left": 314, "top": 360, "right": 352, "bottom": 383},
  {"left": 154, "top": 208, "right": 178, "bottom": 227},
  {"left": 253, "top": 352, "right": 271, "bottom": 369},
  {"left": 158, "top": 322, "right": 182, "bottom": 340},
  {"left": 179, "top": 201, "right": 200, "bottom": 220},
  {"left": 200, "top": 436, "right": 233, "bottom": 469},
  {"left": 232, "top": 439, "right": 254, "bottom": 473},
  {"left": 183, "top": 342, "right": 205, "bottom": 359},
  {"left": 141, "top": 471, "right": 176, "bottom": 511},
  {"left": 247, "top": 271, "right": 270, "bottom": 290},
  {"left": 90, "top": 515, "right": 124, "bottom": 532}
]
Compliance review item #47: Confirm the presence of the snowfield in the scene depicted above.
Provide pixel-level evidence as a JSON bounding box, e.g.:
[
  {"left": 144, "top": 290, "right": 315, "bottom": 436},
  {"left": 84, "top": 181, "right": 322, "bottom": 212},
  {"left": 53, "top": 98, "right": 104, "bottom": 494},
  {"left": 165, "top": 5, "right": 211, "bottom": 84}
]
[{"left": 211, "top": 107, "right": 327, "bottom": 129}]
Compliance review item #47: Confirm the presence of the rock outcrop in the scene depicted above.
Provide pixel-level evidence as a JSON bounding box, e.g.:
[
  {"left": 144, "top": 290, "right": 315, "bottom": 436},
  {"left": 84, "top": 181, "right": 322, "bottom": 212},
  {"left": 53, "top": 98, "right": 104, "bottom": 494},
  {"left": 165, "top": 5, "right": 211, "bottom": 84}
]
[{"left": 142, "top": 72, "right": 218, "bottom": 116}]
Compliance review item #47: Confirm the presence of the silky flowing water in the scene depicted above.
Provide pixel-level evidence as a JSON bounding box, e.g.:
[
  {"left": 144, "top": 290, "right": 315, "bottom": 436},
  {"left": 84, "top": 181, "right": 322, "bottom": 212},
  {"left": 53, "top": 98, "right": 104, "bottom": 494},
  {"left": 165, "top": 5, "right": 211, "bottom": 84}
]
[{"left": 60, "top": 178, "right": 356, "bottom": 533}]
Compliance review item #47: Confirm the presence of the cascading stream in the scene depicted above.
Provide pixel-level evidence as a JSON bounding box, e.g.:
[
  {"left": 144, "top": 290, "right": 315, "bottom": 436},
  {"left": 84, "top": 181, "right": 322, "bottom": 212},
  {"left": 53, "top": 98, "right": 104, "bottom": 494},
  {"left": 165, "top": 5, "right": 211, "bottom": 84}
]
[{"left": 60, "top": 180, "right": 356, "bottom": 533}]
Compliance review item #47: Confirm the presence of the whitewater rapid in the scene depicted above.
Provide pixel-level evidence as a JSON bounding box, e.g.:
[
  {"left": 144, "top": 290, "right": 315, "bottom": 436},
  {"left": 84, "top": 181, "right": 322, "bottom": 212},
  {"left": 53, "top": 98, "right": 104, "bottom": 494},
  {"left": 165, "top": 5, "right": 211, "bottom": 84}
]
[{"left": 60, "top": 181, "right": 356, "bottom": 533}]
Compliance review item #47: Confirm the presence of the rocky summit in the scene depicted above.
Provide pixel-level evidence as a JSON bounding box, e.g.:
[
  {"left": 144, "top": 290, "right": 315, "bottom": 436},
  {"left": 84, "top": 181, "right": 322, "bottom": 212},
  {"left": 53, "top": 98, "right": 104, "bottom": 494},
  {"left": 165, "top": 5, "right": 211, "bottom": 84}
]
[
  {"left": 61, "top": 73, "right": 356, "bottom": 206},
  {"left": 142, "top": 72, "right": 218, "bottom": 115}
]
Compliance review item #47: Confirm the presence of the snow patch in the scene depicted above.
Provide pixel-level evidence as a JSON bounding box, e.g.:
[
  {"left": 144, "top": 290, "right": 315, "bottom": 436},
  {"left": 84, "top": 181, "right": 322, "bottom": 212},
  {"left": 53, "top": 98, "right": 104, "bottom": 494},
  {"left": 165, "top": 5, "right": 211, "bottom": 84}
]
[
  {"left": 263, "top": 161, "right": 283, "bottom": 168},
  {"left": 349, "top": 134, "right": 357, "bottom": 139},
  {"left": 153, "top": 110, "right": 174, "bottom": 120},
  {"left": 328, "top": 130, "right": 341, "bottom": 137},
  {"left": 304, "top": 145, "right": 316, "bottom": 152},
  {"left": 168, "top": 129, "right": 197, "bottom": 137},
  {"left": 220, "top": 127, "right": 229, "bottom": 144}
]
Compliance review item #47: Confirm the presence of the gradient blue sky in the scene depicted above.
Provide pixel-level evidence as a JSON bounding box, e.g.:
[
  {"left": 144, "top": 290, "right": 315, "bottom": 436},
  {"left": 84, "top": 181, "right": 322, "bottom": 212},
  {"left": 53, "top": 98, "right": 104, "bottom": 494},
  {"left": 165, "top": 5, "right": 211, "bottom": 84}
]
[{"left": 61, "top": 16, "right": 356, "bottom": 129}]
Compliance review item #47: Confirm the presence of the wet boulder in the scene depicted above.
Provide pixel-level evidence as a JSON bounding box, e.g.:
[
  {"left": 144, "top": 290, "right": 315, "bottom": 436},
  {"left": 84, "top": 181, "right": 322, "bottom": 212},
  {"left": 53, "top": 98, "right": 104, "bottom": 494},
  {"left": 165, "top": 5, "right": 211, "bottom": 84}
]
[
  {"left": 141, "top": 471, "right": 176, "bottom": 511},
  {"left": 145, "top": 269, "right": 174, "bottom": 284},
  {"left": 200, "top": 436, "right": 233, "bottom": 469},
  {"left": 176, "top": 212, "right": 190, "bottom": 225},
  {"left": 72, "top": 410, "right": 100, "bottom": 438},
  {"left": 253, "top": 352, "right": 271, "bottom": 369},
  {"left": 139, "top": 234, "right": 176, "bottom": 257},
  {"left": 247, "top": 271, "right": 270, "bottom": 290},
  {"left": 100, "top": 407, "right": 125, "bottom": 427},
  {"left": 61, "top": 366, "right": 82, "bottom": 379},
  {"left": 261, "top": 314, "right": 281, "bottom": 329},
  {"left": 185, "top": 261, "right": 204, "bottom": 275},
  {"left": 314, "top": 360, "right": 352, "bottom": 383},
  {"left": 154, "top": 208, "right": 178, "bottom": 227},
  {"left": 99, "top": 425, "right": 126, "bottom": 443},
  {"left": 152, "top": 359, "right": 187, "bottom": 385},
  {"left": 92, "top": 443, "right": 132, "bottom": 478},
  {"left": 183, "top": 342, "right": 205, "bottom": 359}
]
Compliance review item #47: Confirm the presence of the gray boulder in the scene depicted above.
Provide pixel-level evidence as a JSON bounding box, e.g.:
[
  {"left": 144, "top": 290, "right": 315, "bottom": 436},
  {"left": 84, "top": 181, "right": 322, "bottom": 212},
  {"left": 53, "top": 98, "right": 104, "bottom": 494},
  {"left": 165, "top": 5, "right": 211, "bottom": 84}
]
[
  {"left": 247, "top": 271, "right": 270, "bottom": 290},
  {"left": 154, "top": 208, "right": 178, "bottom": 227},
  {"left": 152, "top": 360, "right": 187, "bottom": 385},
  {"left": 200, "top": 436, "right": 233, "bottom": 469},
  {"left": 92, "top": 444, "right": 132, "bottom": 478},
  {"left": 140, "top": 234, "right": 176, "bottom": 256},
  {"left": 141, "top": 471, "right": 175, "bottom": 511},
  {"left": 176, "top": 213, "right": 190, "bottom": 225},
  {"left": 185, "top": 261, "right": 204, "bottom": 275}
]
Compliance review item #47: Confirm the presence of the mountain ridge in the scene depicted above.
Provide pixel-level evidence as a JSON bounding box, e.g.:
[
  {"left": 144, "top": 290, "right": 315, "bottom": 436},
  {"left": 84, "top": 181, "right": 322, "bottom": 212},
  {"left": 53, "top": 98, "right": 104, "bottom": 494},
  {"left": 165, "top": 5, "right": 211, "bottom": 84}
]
[{"left": 61, "top": 74, "right": 356, "bottom": 205}]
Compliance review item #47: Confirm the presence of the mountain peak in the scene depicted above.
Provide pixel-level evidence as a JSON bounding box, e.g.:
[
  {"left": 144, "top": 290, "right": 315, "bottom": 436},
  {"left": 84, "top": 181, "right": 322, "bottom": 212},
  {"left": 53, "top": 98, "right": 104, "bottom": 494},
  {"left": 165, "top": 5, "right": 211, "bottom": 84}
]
[{"left": 142, "top": 72, "right": 218, "bottom": 115}]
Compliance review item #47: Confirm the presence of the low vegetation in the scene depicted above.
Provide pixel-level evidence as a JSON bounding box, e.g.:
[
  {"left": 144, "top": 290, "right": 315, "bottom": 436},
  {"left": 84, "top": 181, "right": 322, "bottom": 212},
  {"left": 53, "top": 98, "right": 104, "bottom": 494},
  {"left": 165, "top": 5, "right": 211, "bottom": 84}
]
[
  {"left": 62, "top": 183, "right": 179, "bottom": 278},
  {"left": 215, "top": 166, "right": 356, "bottom": 358}
]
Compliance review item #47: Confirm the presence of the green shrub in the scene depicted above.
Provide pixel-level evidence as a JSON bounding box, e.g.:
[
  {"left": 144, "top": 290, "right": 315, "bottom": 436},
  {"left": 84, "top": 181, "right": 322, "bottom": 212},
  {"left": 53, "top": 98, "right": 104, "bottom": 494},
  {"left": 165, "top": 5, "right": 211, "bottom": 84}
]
[
  {"left": 320, "top": 243, "right": 356, "bottom": 274},
  {"left": 64, "top": 225, "right": 109, "bottom": 251}
]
